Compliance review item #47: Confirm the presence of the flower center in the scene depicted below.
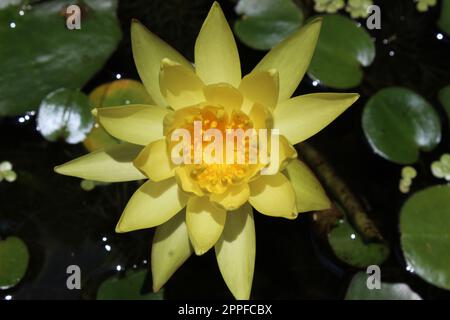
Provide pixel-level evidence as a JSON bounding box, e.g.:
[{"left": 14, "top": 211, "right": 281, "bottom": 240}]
[{"left": 167, "top": 105, "right": 261, "bottom": 194}]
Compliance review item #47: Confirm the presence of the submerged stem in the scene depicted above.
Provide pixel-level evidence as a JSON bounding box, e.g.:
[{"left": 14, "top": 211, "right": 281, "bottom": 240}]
[{"left": 299, "top": 142, "right": 384, "bottom": 242}]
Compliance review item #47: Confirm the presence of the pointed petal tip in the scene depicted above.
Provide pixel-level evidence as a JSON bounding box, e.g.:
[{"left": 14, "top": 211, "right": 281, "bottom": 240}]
[
  {"left": 194, "top": 247, "right": 208, "bottom": 256},
  {"left": 160, "top": 57, "right": 179, "bottom": 68},
  {"left": 311, "top": 16, "right": 324, "bottom": 24},
  {"left": 114, "top": 223, "right": 126, "bottom": 234},
  {"left": 267, "top": 68, "right": 279, "bottom": 77},
  {"left": 345, "top": 93, "right": 360, "bottom": 105},
  {"left": 54, "top": 164, "right": 70, "bottom": 176},
  {"left": 211, "top": 1, "right": 221, "bottom": 9},
  {"left": 131, "top": 18, "right": 142, "bottom": 25},
  {"left": 152, "top": 284, "right": 162, "bottom": 293}
]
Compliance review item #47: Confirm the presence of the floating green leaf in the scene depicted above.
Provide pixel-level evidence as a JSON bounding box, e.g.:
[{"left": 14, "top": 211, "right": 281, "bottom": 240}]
[
  {"left": 0, "top": 0, "right": 121, "bottom": 116},
  {"left": 328, "top": 219, "right": 390, "bottom": 268},
  {"left": 438, "top": 0, "right": 450, "bottom": 35},
  {"left": 37, "top": 88, "right": 94, "bottom": 144},
  {"left": 345, "top": 272, "right": 422, "bottom": 300},
  {"left": 233, "top": 0, "right": 303, "bottom": 50},
  {"left": 83, "top": 79, "right": 154, "bottom": 152},
  {"left": 308, "top": 14, "right": 375, "bottom": 89},
  {"left": 400, "top": 185, "right": 450, "bottom": 290},
  {"left": 362, "top": 87, "right": 441, "bottom": 164},
  {"left": 0, "top": 236, "right": 29, "bottom": 290},
  {"left": 97, "top": 269, "right": 163, "bottom": 300}
]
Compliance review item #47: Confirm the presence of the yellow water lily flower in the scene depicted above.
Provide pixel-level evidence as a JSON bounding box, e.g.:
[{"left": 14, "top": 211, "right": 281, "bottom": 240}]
[{"left": 55, "top": 2, "right": 359, "bottom": 299}]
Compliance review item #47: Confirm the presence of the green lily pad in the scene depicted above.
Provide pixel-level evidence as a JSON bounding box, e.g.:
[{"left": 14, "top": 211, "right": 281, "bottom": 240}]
[
  {"left": 307, "top": 14, "right": 375, "bottom": 89},
  {"left": 83, "top": 79, "right": 154, "bottom": 152},
  {"left": 234, "top": 0, "right": 303, "bottom": 50},
  {"left": 0, "top": 236, "right": 29, "bottom": 290},
  {"left": 37, "top": 88, "right": 94, "bottom": 144},
  {"left": 438, "top": 0, "right": 450, "bottom": 35},
  {"left": 97, "top": 269, "right": 163, "bottom": 300},
  {"left": 0, "top": 0, "right": 121, "bottom": 116},
  {"left": 328, "top": 219, "right": 390, "bottom": 268},
  {"left": 438, "top": 86, "right": 450, "bottom": 125},
  {"left": 345, "top": 272, "right": 422, "bottom": 300},
  {"left": 400, "top": 185, "right": 450, "bottom": 290},
  {"left": 362, "top": 87, "right": 441, "bottom": 164}
]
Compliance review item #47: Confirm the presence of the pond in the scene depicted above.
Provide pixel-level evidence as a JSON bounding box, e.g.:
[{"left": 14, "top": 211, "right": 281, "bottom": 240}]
[{"left": 0, "top": 0, "right": 449, "bottom": 300}]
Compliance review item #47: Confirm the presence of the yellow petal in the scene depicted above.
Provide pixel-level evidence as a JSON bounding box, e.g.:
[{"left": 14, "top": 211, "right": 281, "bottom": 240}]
[
  {"left": 159, "top": 58, "right": 205, "bottom": 110},
  {"left": 134, "top": 139, "right": 174, "bottom": 182},
  {"left": 215, "top": 203, "right": 255, "bottom": 300},
  {"left": 186, "top": 196, "right": 226, "bottom": 255},
  {"left": 93, "top": 104, "right": 169, "bottom": 146},
  {"left": 163, "top": 106, "right": 201, "bottom": 136},
  {"left": 263, "top": 135, "right": 297, "bottom": 175},
  {"left": 54, "top": 143, "right": 145, "bottom": 182},
  {"left": 249, "top": 173, "right": 297, "bottom": 219},
  {"left": 239, "top": 70, "right": 279, "bottom": 110},
  {"left": 247, "top": 103, "right": 273, "bottom": 130},
  {"left": 203, "top": 83, "right": 243, "bottom": 112},
  {"left": 253, "top": 18, "right": 322, "bottom": 102},
  {"left": 151, "top": 211, "right": 193, "bottom": 292},
  {"left": 210, "top": 184, "right": 250, "bottom": 210},
  {"left": 274, "top": 93, "right": 359, "bottom": 145},
  {"left": 115, "top": 178, "right": 188, "bottom": 233},
  {"left": 284, "top": 158, "right": 331, "bottom": 212},
  {"left": 174, "top": 167, "right": 204, "bottom": 197},
  {"left": 131, "top": 19, "right": 193, "bottom": 107},
  {"left": 195, "top": 2, "right": 241, "bottom": 87}
]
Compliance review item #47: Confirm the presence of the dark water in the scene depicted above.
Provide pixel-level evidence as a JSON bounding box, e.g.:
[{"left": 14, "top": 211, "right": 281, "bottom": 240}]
[{"left": 1, "top": 0, "right": 450, "bottom": 299}]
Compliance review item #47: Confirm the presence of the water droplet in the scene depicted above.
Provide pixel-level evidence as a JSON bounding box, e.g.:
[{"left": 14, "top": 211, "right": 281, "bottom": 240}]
[
  {"left": 102, "top": 237, "right": 107, "bottom": 242},
  {"left": 389, "top": 50, "right": 395, "bottom": 57},
  {"left": 18, "top": 117, "right": 25, "bottom": 123},
  {"left": 116, "top": 265, "right": 122, "bottom": 271},
  {"left": 312, "top": 80, "right": 320, "bottom": 87},
  {"left": 104, "top": 245, "right": 111, "bottom": 252},
  {"left": 5, "top": 295, "right": 12, "bottom": 300},
  {"left": 436, "top": 33, "right": 444, "bottom": 40},
  {"left": 10, "top": 22, "right": 16, "bottom": 28},
  {"left": 115, "top": 73, "right": 122, "bottom": 80},
  {"left": 19, "top": 10, "right": 25, "bottom": 16},
  {"left": 350, "top": 233, "right": 356, "bottom": 240}
]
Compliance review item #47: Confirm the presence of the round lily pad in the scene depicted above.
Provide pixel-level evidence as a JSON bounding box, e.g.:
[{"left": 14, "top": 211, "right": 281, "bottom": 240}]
[
  {"left": 0, "top": 236, "right": 29, "bottom": 290},
  {"left": 307, "top": 14, "right": 375, "bottom": 89},
  {"left": 37, "top": 88, "right": 94, "bottom": 144},
  {"left": 83, "top": 79, "right": 154, "bottom": 151},
  {"left": 0, "top": 0, "right": 121, "bottom": 116},
  {"left": 400, "top": 185, "right": 450, "bottom": 290},
  {"left": 97, "top": 269, "right": 163, "bottom": 300},
  {"left": 234, "top": 0, "right": 303, "bottom": 50},
  {"left": 345, "top": 272, "right": 422, "bottom": 300},
  {"left": 362, "top": 87, "right": 441, "bottom": 164},
  {"left": 328, "top": 219, "right": 390, "bottom": 268}
]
